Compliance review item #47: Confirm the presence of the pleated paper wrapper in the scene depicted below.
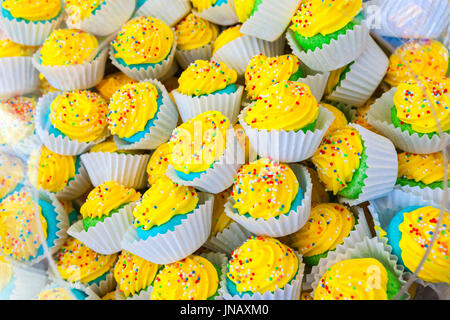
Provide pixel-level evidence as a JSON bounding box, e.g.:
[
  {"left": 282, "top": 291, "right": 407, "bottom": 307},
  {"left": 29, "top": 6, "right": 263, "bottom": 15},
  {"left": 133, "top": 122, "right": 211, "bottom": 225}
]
[
  {"left": 0, "top": 56, "right": 39, "bottom": 99},
  {"left": 192, "top": 0, "right": 239, "bottom": 26},
  {"left": 395, "top": 184, "right": 449, "bottom": 208},
  {"left": 135, "top": 0, "right": 191, "bottom": 27},
  {"left": 7, "top": 264, "right": 47, "bottom": 300},
  {"left": 203, "top": 221, "right": 254, "bottom": 255},
  {"left": 175, "top": 43, "right": 213, "bottom": 69}
]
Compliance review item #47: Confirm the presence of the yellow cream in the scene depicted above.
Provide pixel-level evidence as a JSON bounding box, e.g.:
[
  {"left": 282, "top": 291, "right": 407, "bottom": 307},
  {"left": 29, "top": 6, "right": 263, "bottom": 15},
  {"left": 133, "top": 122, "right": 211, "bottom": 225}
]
[
  {"left": 245, "top": 80, "right": 319, "bottom": 131},
  {"left": 175, "top": 13, "right": 219, "bottom": 51},
  {"left": 0, "top": 153, "right": 24, "bottom": 199},
  {"left": 65, "top": 0, "right": 103, "bottom": 23},
  {"left": 147, "top": 142, "right": 170, "bottom": 185},
  {"left": 96, "top": 72, "right": 135, "bottom": 102},
  {"left": 191, "top": 0, "right": 216, "bottom": 12},
  {"left": 213, "top": 25, "right": 244, "bottom": 54},
  {"left": 211, "top": 189, "right": 233, "bottom": 235},
  {"left": 89, "top": 138, "right": 119, "bottom": 153},
  {"left": 306, "top": 166, "right": 330, "bottom": 205},
  {"left": 2, "top": 0, "right": 61, "bottom": 21},
  {"left": 227, "top": 236, "right": 299, "bottom": 294},
  {"left": 398, "top": 152, "right": 449, "bottom": 185},
  {"left": 37, "top": 288, "right": 75, "bottom": 300},
  {"left": 312, "top": 126, "right": 363, "bottom": 195},
  {"left": 234, "top": 0, "right": 256, "bottom": 23},
  {"left": 151, "top": 255, "right": 219, "bottom": 300},
  {"left": 132, "top": 175, "right": 198, "bottom": 231},
  {"left": 0, "top": 38, "right": 37, "bottom": 58},
  {"left": 0, "top": 96, "right": 37, "bottom": 146},
  {"left": 245, "top": 54, "right": 301, "bottom": 100},
  {"left": 49, "top": 90, "right": 109, "bottom": 143},
  {"left": 321, "top": 103, "right": 348, "bottom": 136}
]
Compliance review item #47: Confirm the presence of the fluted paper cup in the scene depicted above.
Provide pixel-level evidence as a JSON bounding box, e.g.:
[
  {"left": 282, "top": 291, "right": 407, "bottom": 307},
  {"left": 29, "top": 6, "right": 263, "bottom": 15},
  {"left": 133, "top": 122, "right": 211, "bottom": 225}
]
[
  {"left": 135, "top": 0, "right": 191, "bottom": 26},
  {"left": 172, "top": 85, "right": 244, "bottom": 124},
  {"left": 239, "top": 105, "right": 335, "bottom": 163},
  {"left": 0, "top": 56, "right": 40, "bottom": 99},
  {"left": 203, "top": 222, "right": 254, "bottom": 255},
  {"left": 367, "top": 88, "right": 450, "bottom": 154},
  {"left": 395, "top": 184, "right": 448, "bottom": 208},
  {"left": 6, "top": 263, "right": 47, "bottom": 300},
  {"left": 115, "top": 285, "right": 153, "bottom": 300},
  {"left": 192, "top": 0, "right": 239, "bottom": 26},
  {"left": 54, "top": 159, "right": 92, "bottom": 201},
  {"left": 175, "top": 43, "right": 213, "bottom": 69},
  {"left": 296, "top": 70, "right": 330, "bottom": 102},
  {"left": 121, "top": 193, "right": 214, "bottom": 264},
  {"left": 67, "top": 270, "right": 117, "bottom": 297}
]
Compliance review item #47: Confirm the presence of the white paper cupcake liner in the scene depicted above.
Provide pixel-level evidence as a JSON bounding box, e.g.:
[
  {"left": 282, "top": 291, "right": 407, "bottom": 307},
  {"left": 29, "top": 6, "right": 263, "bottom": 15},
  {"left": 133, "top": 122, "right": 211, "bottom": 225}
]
[
  {"left": 66, "top": 0, "right": 136, "bottom": 36},
  {"left": 7, "top": 264, "right": 47, "bottom": 300},
  {"left": 0, "top": 56, "right": 40, "bottom": 99},
  {"left": 219, "top": 251, "right": 305, "bottom": 300},
  {"left": 192, "top": 0, "right": 239, "bottom": 26},
  {"left": 395, "top": 184, "right": 448, "bottom": 208},
  {"left": 134, "top": 0, "right": 191, "bottom": 26},
  {"left": 35, "top": 92, "right": 109, "bottom": 156},
  {"left": 337, "top": 124, "right": 398, "bottom": 206},
  {"left": 80, "top": 152, "right": 150, "bottom": 189},
  {"left": 296, "top": 71, "right": 330, "bottom": 102},
  {"left": 326, "top": 36, "right": 389, "bottom": 107},
  {"left": 113, "top": 79, "right": 179, "bottom": 150},
  {"left": 67, "top": 201, "right": 137, "bottom": 255},
  {"left": 286, "top": 23, "right": 370, "bottom": 72},
  {"left": 166, "top": 128, "right": 245, "bottom": 194},
  {"left": 240, "top": 0, "right": 301, "bottom": 41},
  {"left": 309, "top": 236, "right": 409, "bottom": 300},
  {"left": 175, "top": 43, "right": 213, "bottom": 69},
  {"left": 203, "top": 221, "right": 254, "bottom": 255},
  {"left": 53, "top": 158, "right": 92, "bottom": 201},
  {"left": 8, "top": 133, "right": 42, "bottom": 157},
  {"left": 115, "top": 285, "right": 153, "bottom": 300},
  {"left": 67, "top": 270, "right": 117, "bottom": 297},
  {"left": 367, "top": 88, "right": 450, "bottom": 154},
  {"left": 212, "top": 34, "right": 285, "bottom": 76},
  {"left": 0, "top": 12, "right": 64, "bottom": 46},
  {"left": 172, "top": 85, "right": 244, "bottom": 124},
  {"left": 239, "top": 105, "right": 335, "bottom": 163},
  {"left": 121, "top": 192, "right": 214, "bottom": 264},
  {"left": 225, "top": 164, "right": 312, "bottom": 238}
]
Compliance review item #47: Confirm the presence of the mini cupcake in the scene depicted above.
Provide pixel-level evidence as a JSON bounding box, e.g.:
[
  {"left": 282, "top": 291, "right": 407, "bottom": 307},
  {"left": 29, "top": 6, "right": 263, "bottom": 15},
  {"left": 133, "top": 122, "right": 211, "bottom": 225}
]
[
  {"left": 135, "top": 0, "right": 191, "bottom": 27},
  {"left": 0, "top": 38, "right": 39, "bottom": 99},
  {"left": 191, "top": 0, "right": 239, "bottom": 26},
  {"left": 35, "top": 90, "right": 110, "bottom": 156},
  {"left": 65, "top": 0, "right": 136, "bottom": 36},
  {"left": 67, "top": 181, "right": 141, "bottom": 254},
  {"left": 174, "top": 13, "right": 219, "bottom": 69},
  {"left": 367, "top": 76, "right": 450, "bottom": 154},
  {"left": 239, "top": 80, "right": 334, "bottom": 163},
  {"left": 121, "top": 175, "right": 214, "bottom": 264},
  {"left": 110, "top": 16, "right": 177, "bottom": 81},
  {"left": 220, "top": 236, "right": 304, "bottom": 300},
  {"left": 311, "top": 124, "right": 398, "bottom": 206},
  {"left": 108, "top": 79, "right": 179, "bottom": 150},
  {"left": 172, "top": 59, "right": 243, "bottom": 123},
  {"left": 212, "top": 24, "right": 285, "bottom": 76},
  {"left": 27, "top": 146, "right": 91, "bottom": 200},
  {"left": 32, "top": 29, "right": 108, "bottom": 91},
  {"left": 0, "top": 152, "right": 25, "bottom": 201},
  {"left": 286, "top": 0, "right": 369, "bottom": 72},
  {"left": 165, "top": 111, "right": 244, "bottom": 194},
  {"left": 224, "top": 158, "right": 312, "bottom": 237},
  {"left": 0, "top": 0, "right": 64, "bottom": 46},
  {"left": 96, "top": 72, "right": 135, "bottom": 102},
  {"left": 146, "top": 142, "right": 170, "bottom": 185}
]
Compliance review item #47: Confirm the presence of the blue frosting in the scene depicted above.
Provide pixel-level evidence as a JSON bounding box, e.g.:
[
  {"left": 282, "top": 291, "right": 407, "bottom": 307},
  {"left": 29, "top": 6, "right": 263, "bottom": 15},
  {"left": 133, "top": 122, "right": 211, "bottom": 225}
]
[
  {"left": 113, "top": 47, "right": 173, "bottom": 70},
  {"left": 174, "top": 163, "right": 215, "bottom": 181},
  {"left": 34, "top": 198, "right": 61, "bottom": 260},
  {"left": 197, "top": 84, "right": 237, "bottom": 98},
  {"left": 70, "top": 288, "right": 87, "bottom": 300},
  {"left": 213, "top": 0, "right": 228, "bottom": 7},
  {"left": 0, "top": 1, "right": 63, "bottom": 23},
  {"left": 136, "top": 0, "right": 147, "bottom": 10},
  {"left": 68, "top": 209, "right": 80, "bottom": 226},
  {"left": 0, "top": 275, "right": 16, "bottom": 300}
]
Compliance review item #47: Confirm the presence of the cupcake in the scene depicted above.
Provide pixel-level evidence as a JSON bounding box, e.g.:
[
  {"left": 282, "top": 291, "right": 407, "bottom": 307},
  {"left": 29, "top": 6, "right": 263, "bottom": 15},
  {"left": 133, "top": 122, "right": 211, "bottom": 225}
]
[
  {"left": 174, "top": 13, "right": 219, "bottom": 69},
  {"left": 368, "top": 76, "right": 450, "bottom": 154},
  {"left": 0, "top": 38, "right": 39, "bottom": 99},
  {"left": 220, "top": 236, "right": 304, "bottom": 300},
  {"left": 312, "top": 124, "right": 399, "bottom": 205},
  {"left": 35, "top": 90, "right": 110, "bottom": 156},
  {"left": 96, "top": 72, "right": 135, "bottom": 102},
  {"left": 172, "top": 59, "right": 243, "bottom": 124},
  {"left": 286, "top": 0, "right": 369, "bottom": 72},
  {"left": 67, "top": 181, "right": 141, "bottom": 255},
  {"left": 0, "top": 152, "right": 25, "bottom": 201},
  {"left": 239, "top": 80, "right": 334, "bottom": 163},
  {"left": 121, "top": 175, "right": 214, "bottom": 264},
  {"left": 110, "top": 16, "right": 177, "bottom": 81},
  {"left": 191, "top": 0, "right": 239, "bottom": 26},
  {"left": 146, "top": 142, "right": 170, "bottom": 185},
  {"left": 0, "top": 0, "right": 64, "bottom": 46},
  {"left": 65, "top": 0, "right": 136, "bottom": 36},
  {"left": 32, "top": 29, "right": 108, "bottom": 91},
  {"left": 224, "top": 158, "right": 312, "bottom": 237},
  {"left": 108, "top": 79, "right": 179, "bottom": 150},
  {"left": 135, "top": 0, "right": 191, "bottom": 27},
  {"left": 165, "top": 111, "right": 244, "bottom": 194}
]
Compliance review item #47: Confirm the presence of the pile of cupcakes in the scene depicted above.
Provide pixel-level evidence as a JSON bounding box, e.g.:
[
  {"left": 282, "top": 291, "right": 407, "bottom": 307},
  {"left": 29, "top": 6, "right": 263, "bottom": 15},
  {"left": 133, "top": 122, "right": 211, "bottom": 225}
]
[{"left": 0, "top": 0, "right": 449, "bottom": 301}]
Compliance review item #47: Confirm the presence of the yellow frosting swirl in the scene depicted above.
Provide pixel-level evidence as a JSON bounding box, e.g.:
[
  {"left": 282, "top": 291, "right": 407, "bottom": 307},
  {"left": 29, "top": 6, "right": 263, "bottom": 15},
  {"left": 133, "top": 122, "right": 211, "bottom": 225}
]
[
  {"left": 399, "top": 206, "right": 449, "bottom": 283},
  {"left": 385, "top": 40, "right": 449, "bottom": 87},
  {"left": 132, "top": 175, "right": 198, "bottom": 231},
  {"left": 37, "top": 288, "right": 75, "bottom": 300},
  {"left": 312, "top": 126, "right": 363, "bottom": 195},
  {"left": 398, "top": 152, "right": 449, "bottom": 185},
  {"left": 89, "top": 138, "right": 119, "bottom": 153},
  {"left": 0, "top": 38, "right": 37, "bottom": 58},
  {"left": 234, "top": 0, "right": 256, "bottom": 23},
  {"left": 191, "top": 0, "right": 216, "bottom": 12},
  {"left": 66, "top": 0, "right": 103, "bottom": 23},
  {"left": 393, "top": 76, "right": 450, "bottom": 134},
  {"left": 0, "top": 259, "right": 12, "bottom": 292},
  {"left": 211, "top": 189, "right": 233, "bottom": 235},
  {"left": 40, "top": 29, "right": 99, "bottom": 66},
  {"left": 228, "top": 236, "right": 299, "bottom": 294},
  {"left": 245, "top": 54, "right": 301, "bottom": 100},
  {"left": 232, "top": 158, "right": 299, "bottom": 220},
  {"left": 0, "top": 153, "right": 24, "bottom": 199},
  {"left": 147, "top": 142, "right": 170, "bottom": 185},
  {"left": 314, "top": 258, "right": 389, "bottom": 300},
  {"left": 321, "top": 103, "right": 348, "bottom": 136},
  {"left": 178, "top": 60, "right": 237, "bottom": 96},
  {"left": 169, "top": 111, "right": 230, "bottom": 174},
  {"left": 114, "top": 251, "right": 159, "bottom": 298},
  {"left": 213, "top": 25, "right": 243, "bottom": 54},
  {"left": 245, "top": 80, "right": 319, "bottom": 131},
  {"left": 49, "top": 90, "right": 109, "bottom": 143},
  {"left": 283, "top": 203, "right": 354, "bottom": 257},
  {"left": 290, "top": 0, "right": 362, "bottom": 37},
  {"left": 0, "top": 96, "right": 37, "bottom": 146},
  {"left": 80, "top": 181, "right": 141, "bottom": 220},
  {"left": 2, "top": 0, "right": 61, "bottom": 21},
  {"left": 175, "top": 13, "right": 219, "bottom": 51},
  {"left": 27, "top": 146, "right": 76, "bottom": 193},
  {"left": 56, "top": 237, "right": 117, "bottom": 284},
  {"left": 112, "top": 16, "right": 174, "bottom": 65},
  {"left": 0, "top": 191, "right": 47, "bottom": 261},
  {"left": 96, "top": 72, "right": 135, "bottom": 102},
  {"left": 108, "top": 82, "right": 160, "bottom": 139}
]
